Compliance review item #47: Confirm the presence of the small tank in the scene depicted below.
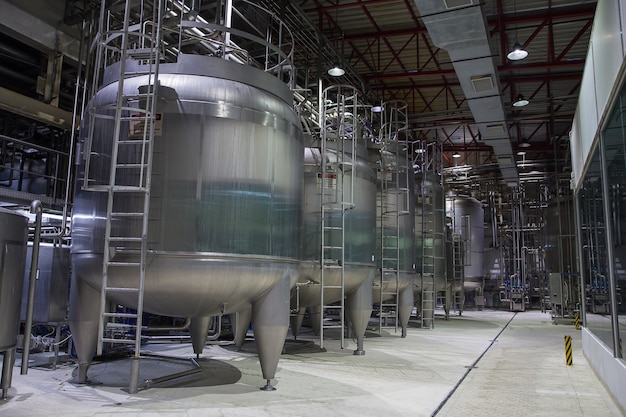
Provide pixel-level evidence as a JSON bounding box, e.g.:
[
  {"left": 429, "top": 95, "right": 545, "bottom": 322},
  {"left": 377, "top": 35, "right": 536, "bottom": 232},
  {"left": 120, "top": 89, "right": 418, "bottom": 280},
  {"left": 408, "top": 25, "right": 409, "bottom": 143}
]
[
  {"left": 0, "top": 208, "right": 29, "bottom": 398},
  {"left": 446, "top": 194, "right": 485, "bottom": 291}
]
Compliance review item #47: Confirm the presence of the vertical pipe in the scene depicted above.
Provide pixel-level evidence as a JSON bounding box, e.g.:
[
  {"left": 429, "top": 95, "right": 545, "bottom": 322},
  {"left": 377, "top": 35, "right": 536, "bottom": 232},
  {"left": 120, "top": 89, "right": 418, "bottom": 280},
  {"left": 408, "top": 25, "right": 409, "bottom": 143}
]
[
  {"left": 599, "top": 134, "right": 621, "bottom": 357},
  {"left": 21, "top": 200, "right": 42, "bottom": 375},
  {"left": 224, "top": 0, "right": 233, "bottom": 56}
]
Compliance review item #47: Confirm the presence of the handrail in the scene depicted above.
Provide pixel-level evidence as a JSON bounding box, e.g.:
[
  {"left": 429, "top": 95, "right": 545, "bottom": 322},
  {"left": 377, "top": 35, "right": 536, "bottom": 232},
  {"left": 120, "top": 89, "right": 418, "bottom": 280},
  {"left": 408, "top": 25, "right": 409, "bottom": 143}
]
[{"left": 93, "top": 0, "right": 295, "bottom": 87}]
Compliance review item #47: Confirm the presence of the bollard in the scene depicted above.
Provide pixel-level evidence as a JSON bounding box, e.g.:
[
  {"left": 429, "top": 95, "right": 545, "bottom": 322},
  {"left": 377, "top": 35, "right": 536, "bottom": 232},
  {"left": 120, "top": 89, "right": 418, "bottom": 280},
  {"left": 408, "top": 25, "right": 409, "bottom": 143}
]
[
  {"left": 574, "top": 313, "right": 580, "bottom": 330},
  {"left": 564, "top": 335, "right": 573, "bottom": 366}
]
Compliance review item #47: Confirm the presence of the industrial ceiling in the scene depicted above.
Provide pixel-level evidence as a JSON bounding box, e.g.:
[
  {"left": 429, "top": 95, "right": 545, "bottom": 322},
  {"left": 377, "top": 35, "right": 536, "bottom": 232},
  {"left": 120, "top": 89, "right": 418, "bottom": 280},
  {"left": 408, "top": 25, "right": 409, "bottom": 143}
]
[{"left": 0, "top": 0, "right": 596, "bottom": 204}]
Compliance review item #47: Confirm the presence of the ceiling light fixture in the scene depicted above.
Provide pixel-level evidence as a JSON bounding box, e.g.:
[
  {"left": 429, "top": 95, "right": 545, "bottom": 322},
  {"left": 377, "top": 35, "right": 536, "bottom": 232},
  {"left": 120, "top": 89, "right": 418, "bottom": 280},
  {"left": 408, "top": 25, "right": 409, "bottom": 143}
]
[
  {"left": 452, "top": 151, "right": 462, "bottom": 158},
  {"left": 328, "top": 62, "right": 345, "bottom": 77},
  {"left": 513, "top": 93, "right": 529, "bottom": 107},
  {"left": 507, "top": 42, "right": 528, "bottom": 61},
  {"left": 507, "top": 0, "right": 528, "bottom": 61},
  {"left": 518, "top": 138, "right": 531, "bottom": 148}
]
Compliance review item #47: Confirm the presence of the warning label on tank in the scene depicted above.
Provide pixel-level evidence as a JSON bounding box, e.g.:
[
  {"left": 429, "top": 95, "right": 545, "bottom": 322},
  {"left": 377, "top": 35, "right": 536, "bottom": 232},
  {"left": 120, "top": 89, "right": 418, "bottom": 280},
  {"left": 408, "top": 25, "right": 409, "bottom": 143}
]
[
  {"left": 317, "top": 172, "right": 337, "bottom": 189},
  {"left": 129, "top": 113, "right": 162, "bottom": 138}
]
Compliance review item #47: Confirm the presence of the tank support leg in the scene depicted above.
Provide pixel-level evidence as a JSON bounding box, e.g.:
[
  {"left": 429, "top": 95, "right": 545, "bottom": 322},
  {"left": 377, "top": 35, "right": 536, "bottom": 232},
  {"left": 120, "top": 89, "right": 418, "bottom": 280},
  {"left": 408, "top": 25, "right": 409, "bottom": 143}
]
[
  {"left": 290, "top": 307, "right": 306, "bottom": 340},
  {"left": 190, "top": 316, "right": 213, "bottom": 357},
  {"left": 347, "top": 271, "right": 374, "bottom": 356},
  {"left": 129, "top": 356, "right": 140, "bottom": 394},
  {"left": 398, "top": 285, "right": 414, "bottom": 338},
  {"left": 309, "top": 305, "right": 321, "bottom": 336},
  {"left": 1, "top": 348, "right": 15, "bottom": 399},
  {"left": 68, "top": 268, "right": 101, "bottom": 384},
  {"left": 230, "top": 305, "right": 252, "bottom": 351},
  {"left": 252, "top": 271, "right": 291, "bottom": 391}
]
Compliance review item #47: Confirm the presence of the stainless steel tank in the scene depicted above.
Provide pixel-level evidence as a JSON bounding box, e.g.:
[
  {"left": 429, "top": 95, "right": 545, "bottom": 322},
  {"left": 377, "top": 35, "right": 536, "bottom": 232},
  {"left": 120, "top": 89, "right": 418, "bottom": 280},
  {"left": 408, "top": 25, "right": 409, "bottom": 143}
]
[
  {"left": 446, "top": 194, "right": 485, "bottom": 291},
  {"left": 415, "top": 173, "right": 446, "bottom": 291},
  {"left": 21, "top": 243, "right": 70, "bottom": 323},
  {"left": 373, "top": 146, "right": 415, "bottom": 335},
  {"left": 0, "top": 208, "right": 29, "bottom": 398},
  {"left": 0, "top": 209, "right": 29, "bottom": 351},
  {"left": 70, "top": 54, "right": 303, "bottom": 384},
  {"left": 296, "top": 139, "right": 377, "bottom": 352}
]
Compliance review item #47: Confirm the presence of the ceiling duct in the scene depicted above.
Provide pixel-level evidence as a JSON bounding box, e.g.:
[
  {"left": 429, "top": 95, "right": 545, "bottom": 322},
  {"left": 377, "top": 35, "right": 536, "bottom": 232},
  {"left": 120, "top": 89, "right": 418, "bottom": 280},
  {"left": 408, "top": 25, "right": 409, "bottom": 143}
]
[{"left": 414, "top": 0, "right": 518, "bottom": 185}]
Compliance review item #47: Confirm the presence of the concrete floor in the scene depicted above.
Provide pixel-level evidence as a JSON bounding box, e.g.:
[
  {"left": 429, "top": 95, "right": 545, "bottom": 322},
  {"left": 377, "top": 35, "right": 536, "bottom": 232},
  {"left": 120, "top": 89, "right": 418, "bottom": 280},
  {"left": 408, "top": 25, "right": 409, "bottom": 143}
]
[{"left": 1, "top": 310, "right": 624, "bottom": 417}]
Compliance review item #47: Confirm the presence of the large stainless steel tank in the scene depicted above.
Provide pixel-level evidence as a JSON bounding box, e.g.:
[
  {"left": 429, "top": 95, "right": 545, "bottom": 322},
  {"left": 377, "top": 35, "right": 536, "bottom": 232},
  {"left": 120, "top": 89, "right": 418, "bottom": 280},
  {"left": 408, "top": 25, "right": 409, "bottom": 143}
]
[
  {"left": 296, "top": 139, "right": 377, "bottom": 352},
  {"left": 446, "top": 194, "right": 484, "bottom": 291},
  {"left": 374, "top": 147, "right": 415, "bottom": 335},
  {"left": 70, "top": 54, "right": 303, "bottom": 384},
  {"left": 0, "top": 208, "right": 29, "bottom": 398}
]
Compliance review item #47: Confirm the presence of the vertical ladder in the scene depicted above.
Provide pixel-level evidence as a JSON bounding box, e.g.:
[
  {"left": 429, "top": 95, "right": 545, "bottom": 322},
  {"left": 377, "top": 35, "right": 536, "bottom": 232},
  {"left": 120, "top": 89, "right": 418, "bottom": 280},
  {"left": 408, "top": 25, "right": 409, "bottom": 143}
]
[
  {"left": 319, "top": 85, "right": 357, "bottom": 349},
  {"left": 378, "top": 101, "right": 410, "bottom": 333},
  {"left": 84, "top": 1, "right": 163, "bottom": 386},
  {"left": 452, "top": 234, "right": 465, "bottom": 315},
  {"left": 420, "top": 183, "right": 435, "bottom": 328}
]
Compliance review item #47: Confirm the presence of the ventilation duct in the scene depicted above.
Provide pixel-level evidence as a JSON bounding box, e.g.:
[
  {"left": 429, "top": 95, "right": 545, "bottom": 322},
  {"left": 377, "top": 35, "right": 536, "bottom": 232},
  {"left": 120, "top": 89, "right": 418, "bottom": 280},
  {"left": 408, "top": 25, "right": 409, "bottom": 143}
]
[{"left": 414, "top": 0, "right": 518, "bottom": 185}]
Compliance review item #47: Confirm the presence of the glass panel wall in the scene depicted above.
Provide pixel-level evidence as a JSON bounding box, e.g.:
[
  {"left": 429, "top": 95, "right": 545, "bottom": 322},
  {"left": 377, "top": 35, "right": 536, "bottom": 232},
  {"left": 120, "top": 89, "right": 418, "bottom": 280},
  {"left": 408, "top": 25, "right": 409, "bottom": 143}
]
[
  {"left": 579, "top": 145, "right": 614, "bottom": 349},
  {"left": 603, "top": 86, "right": 626, "bottom": 358}
]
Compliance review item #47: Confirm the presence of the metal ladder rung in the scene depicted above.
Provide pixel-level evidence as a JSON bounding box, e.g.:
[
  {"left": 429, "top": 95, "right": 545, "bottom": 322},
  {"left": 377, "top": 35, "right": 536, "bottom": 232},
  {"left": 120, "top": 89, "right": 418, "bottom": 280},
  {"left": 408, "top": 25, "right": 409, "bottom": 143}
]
[
  {"left": 108, "top": 237, "right": 143, "bottom": 242},
  {"left": 118, "top": 140, "right": 150, "bottom": 145},
  {"left": 323, "top": 265, "right": 343, "bottom": 269},
  {"left": 110, "top": 186, "right": 148, "bottom": 192},
  {"left": 323, "top": 245, "right": 343, "bottom": 250},
  {"left": 103, "top": 312, "right": 138, "bottom": 319},
  {"left": 111, "top": 212, "right": 144, "bottom": 218},
  {"left": 115, "top": 163, "right": 148, "bottom": 168},
  {"left": 105, "top": 286, "right": 140, "bottom": 292},
  {"left": 107, "top": 261, "right": 142, "bottom": 267},
  {"left": 323, "top": 226, "right": 343, "bottom": 230},
  {"left": 322, "top": 205, "right": 347, "bottom": 211},
  {"left": 322, "top": 324, "right": 344, "bottom": 329},
  {"left": 322, "top": 285, "right": 343, "bottom": 289}
]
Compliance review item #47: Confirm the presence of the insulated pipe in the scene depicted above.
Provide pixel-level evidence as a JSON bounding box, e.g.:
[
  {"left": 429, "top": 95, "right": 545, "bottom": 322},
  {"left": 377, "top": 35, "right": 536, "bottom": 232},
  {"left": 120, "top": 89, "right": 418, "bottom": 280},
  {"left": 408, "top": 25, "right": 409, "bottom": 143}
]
[{"left": 21, "top": 200, "right": 42, "bottom": 375}]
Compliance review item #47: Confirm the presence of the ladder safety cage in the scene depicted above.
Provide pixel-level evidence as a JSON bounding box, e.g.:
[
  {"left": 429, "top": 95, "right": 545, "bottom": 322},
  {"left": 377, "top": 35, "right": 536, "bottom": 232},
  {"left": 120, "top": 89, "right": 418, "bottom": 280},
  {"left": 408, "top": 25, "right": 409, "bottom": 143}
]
[
  {"left": 377, "top": 100, "right": 410, "bottom": 334},
  {"left": 319, "top": 84, "right": 358, "bottom": 349}
]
